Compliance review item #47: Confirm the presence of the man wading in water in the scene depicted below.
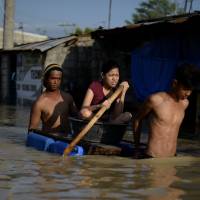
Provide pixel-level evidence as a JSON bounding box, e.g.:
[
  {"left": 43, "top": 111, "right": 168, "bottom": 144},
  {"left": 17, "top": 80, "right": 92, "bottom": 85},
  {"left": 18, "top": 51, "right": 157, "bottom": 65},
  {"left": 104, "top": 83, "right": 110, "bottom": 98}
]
[
  {"left": 28, "top": 63, "right": 78, "bottom": 135},
  {"left": 132, "top": 63, "right": 200, "bottom": 158}
]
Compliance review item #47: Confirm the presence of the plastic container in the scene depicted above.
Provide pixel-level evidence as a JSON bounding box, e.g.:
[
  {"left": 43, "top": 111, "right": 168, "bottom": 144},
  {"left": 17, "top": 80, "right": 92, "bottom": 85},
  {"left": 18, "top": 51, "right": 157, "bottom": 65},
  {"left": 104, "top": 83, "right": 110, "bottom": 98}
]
[
  {"left": 48, "top": 140, "right": 84, "bottom": 156},
  {"left": 69, "top": 117, "right": 127, "bottom": 145},
  {"left": 26, "top": 132, "right": 55, "bottom": 151},
  {"left": 26, "top": 132, "right": 84, "bottom": 156}
]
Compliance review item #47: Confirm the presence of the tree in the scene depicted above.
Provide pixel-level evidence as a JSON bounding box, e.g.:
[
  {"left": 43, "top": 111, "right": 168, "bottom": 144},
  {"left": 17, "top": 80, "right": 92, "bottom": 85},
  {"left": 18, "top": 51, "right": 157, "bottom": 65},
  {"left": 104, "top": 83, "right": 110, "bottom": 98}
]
[
  {"left": 84, "top": 27, "right": 94, "bottom": 34},
  {"left": 125, "top": 0, "right": 184, "bottom": 24},
  {"left": 74, "top": 27, "right": 83, "bottom": 35},
  {"left": 74, "top": 27, "right": 95, "bottom": 36}
]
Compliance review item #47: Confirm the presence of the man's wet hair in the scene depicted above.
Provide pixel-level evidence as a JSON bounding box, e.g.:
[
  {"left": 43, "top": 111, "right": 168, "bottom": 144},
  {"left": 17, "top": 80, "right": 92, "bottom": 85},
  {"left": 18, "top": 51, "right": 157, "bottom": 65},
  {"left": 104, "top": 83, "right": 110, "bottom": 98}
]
[
  {"left": 175, "top": 63, "right": 200, "bottom": 90},
  {"left": 101, "top": 60, "right": 120, "bottom": 75},
  {"left": 43, "top": 63, "right": 63, "bottom": 87}
]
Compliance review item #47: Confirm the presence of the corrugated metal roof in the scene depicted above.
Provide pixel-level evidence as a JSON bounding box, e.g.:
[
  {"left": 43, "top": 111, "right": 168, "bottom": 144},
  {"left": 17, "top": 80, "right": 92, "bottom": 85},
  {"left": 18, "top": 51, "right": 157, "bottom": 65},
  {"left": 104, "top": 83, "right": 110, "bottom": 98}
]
[
  {"left": 1, "top": 35, "right": 77, "bottom": 52},
  {"left": 92, "top": 12, "right": 200, "bottom": 38}
]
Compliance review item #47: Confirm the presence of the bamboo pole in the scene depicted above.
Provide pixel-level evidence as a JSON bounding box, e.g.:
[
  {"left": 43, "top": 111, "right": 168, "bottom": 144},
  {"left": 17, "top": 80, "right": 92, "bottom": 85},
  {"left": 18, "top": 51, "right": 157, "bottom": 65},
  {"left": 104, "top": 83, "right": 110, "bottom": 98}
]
[{"left": 63, "top": 85, "right": 124, "bottom": 156}]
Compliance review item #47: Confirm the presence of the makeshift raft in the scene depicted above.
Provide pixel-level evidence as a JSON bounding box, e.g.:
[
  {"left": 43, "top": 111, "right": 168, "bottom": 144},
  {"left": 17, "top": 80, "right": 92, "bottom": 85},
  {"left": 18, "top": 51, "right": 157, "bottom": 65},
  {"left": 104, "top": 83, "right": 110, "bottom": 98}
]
[
  {"left": 26, "top": 131, "right": 84, "bottom": 156},
  {"left": 26, "top": 117, "right": 140, "bottom": 157},
  {"left": 69, "top": 117, "right": 127, "bottom": 145}
]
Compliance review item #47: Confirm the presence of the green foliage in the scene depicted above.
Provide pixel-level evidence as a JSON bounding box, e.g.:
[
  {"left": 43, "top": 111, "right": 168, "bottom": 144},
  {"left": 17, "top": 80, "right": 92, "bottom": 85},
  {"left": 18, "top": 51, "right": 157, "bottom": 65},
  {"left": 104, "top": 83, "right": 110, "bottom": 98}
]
[
  {"left": 74, "top": 27, "right": 95, "bottom": 35},
  {"left": 74, "top": 27, "right": 83, "bottom": 35},
  {"left": 84, "top": 27, "right": 94, "bottom": 34},
  {"left": 125, "top": 0, "right": 184, "bottom": 24}
]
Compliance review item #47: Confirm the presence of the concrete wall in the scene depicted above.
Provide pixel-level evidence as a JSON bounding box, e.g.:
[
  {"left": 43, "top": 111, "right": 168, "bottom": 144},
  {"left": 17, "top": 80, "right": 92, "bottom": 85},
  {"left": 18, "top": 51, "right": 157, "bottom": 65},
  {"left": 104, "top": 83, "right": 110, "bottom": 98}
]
[
  {"left": 16, "top": 52, "right": 43, "bottom": 105},
  {"left": 0, "top": 27, "right": 48, "bottom": 48},
  {"left": 44, "top": 36, "right": 100, "bottom": 107},
  {"left": 10, "top": 35, "right": 134, "bottom": 110}
]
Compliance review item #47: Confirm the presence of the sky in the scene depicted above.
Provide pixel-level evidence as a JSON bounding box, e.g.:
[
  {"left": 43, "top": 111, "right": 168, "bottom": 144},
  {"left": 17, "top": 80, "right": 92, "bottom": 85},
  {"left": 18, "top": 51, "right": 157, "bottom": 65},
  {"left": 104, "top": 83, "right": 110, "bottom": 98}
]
[
  {"left": 0, "top": 0, "right": 200, "bottom": 38},
  {"left": 13, "top": 0, "right": 141, "bottom": 37}
]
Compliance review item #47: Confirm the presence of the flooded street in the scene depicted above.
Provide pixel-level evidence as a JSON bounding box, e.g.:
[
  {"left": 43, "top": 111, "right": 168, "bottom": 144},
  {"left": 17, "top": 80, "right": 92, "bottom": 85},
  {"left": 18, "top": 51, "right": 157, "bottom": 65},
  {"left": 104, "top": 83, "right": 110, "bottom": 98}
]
[{"left": 0, "top": 104, "right": 200, "bottom": 200}]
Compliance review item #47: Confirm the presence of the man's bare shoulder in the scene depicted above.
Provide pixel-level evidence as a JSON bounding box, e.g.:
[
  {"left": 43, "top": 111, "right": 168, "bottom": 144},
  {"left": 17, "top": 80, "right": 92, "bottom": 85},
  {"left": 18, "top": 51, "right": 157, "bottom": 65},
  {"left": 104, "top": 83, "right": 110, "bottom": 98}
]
[
  {"left": 148, "top": 92, "right": 168, "bottom": 106},
  {"left": 32, "top": 93, "right": 46, "bottom": 108}
]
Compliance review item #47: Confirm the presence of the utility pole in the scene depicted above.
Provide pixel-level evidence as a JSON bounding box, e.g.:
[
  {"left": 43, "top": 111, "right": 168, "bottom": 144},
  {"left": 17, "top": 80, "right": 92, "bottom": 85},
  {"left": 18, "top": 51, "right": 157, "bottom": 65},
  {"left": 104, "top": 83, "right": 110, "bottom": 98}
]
[
  {"left": 108, "top": 0, "right": 112, "bottom": 29},
  {"left": 3, "top": 0, "right": 14, "bottom": 49},
  {"left": 58, "top": 22, "right": 76, "bottom": 35},
  {"left": 189, "top": 0, "right": 194, "bottom": 13},
  {"left": 184, "top": 0, "right": 188, "bottom": 13},
  {"left": 18, "top": 22, "right": 24, "bottom": 44},
  {"left": 1, "top": 0, "right": 15, "bottom": 103}
]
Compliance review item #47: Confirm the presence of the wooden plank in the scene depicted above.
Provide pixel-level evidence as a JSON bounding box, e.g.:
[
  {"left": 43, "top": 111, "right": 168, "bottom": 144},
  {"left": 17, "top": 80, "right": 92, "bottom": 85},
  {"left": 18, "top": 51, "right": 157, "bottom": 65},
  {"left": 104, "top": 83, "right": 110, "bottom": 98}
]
[{"left": 86, "top": 143, "right": 122, "bottom": 155}]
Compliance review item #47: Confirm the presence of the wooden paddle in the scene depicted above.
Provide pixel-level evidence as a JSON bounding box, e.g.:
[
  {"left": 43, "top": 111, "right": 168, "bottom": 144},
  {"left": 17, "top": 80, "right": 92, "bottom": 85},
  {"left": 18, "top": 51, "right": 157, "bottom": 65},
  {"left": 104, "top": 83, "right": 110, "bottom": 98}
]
[{"left": 63, "top": 85, "right": 124, "bottom": 156}]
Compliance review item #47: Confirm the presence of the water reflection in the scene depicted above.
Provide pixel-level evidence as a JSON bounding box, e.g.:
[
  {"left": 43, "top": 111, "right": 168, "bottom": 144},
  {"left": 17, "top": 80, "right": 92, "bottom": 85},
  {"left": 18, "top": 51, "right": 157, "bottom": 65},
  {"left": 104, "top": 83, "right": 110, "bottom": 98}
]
[
  {"left": 136, "top": 157, "right": 200, "bottom": 200},
  {"left": 0, "top": 104, "right": 30, "bottom": 127},
  {"left": 145, "top": 163, "right": 184, "bottom": 200}
]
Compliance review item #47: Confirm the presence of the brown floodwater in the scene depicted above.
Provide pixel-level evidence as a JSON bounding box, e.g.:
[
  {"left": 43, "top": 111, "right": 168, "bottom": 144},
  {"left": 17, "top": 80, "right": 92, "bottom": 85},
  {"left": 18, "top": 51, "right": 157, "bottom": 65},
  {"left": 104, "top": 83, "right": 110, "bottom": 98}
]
[{"left": 0, "top": 104, "right": 200, "bottom": 200}]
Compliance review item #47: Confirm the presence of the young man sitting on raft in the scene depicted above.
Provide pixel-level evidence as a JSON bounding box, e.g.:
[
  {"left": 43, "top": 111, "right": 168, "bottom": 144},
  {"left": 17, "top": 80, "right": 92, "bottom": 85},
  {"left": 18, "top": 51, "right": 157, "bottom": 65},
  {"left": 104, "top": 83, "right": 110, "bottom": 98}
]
[
  {"left": 28, "top": 63, "right": 78, "bottom": 135},
  {"left": 80, "top": 60, "right": 132, "bottom": 123},
  {"left": 132, "top": 63, "right": 200, "bottom": 159}
]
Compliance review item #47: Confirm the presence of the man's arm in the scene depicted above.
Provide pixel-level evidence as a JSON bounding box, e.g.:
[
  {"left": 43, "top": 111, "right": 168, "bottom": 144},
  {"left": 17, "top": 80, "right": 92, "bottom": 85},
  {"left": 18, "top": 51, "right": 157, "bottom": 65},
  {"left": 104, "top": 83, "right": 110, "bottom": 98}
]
[
  {"left": 28, "top": 100, "right": 42, "bottom": 131},
  {"left": 133, "top": 96, "right": 153, "bottom": 148}
]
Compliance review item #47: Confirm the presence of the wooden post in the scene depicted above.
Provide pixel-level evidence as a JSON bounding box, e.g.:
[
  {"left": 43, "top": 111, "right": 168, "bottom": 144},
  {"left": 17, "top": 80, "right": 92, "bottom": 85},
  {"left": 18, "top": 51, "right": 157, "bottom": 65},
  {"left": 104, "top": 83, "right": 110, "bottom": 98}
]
[
  {"left": 1, "top": 0, "right": 15, "bottom": 102},
  {"left": 3, "top": 0, "right": 15, "bottom": 50}
]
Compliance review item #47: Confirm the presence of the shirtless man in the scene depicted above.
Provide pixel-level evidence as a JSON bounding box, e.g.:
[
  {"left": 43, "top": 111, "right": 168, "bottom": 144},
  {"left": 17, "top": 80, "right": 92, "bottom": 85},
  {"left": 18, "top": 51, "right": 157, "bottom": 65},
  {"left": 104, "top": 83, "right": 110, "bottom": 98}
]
[
  {"left": 133, "top": 64, "right": 200, "bottom": 158},
  {"left": 28, "top": 63, "right": 77, "bottom": 135}
]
